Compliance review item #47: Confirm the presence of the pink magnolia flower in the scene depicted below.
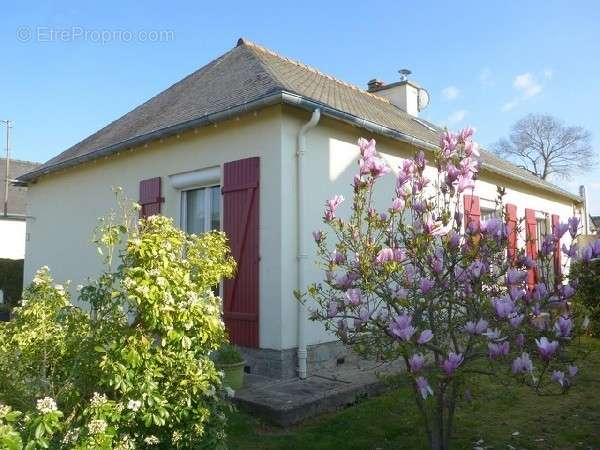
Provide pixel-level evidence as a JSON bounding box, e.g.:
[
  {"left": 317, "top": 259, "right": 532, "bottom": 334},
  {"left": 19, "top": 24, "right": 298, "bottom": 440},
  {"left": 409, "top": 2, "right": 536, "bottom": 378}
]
[
  {"left": 553, "top": 222, "right": 569, "bottom": 239},
  {"left": 415, "top": 376, "right": 434, "bottom": 399},
  {"left": 493, "top": 297, "right": 515, "bottom": 319},
  {"left": 417, "top": 329, "right": 433, "bottom": 344},
  {"left": 393, "top": 248, "right": 405, "bottom": 262},
  {"left": 442, "top": 353, "right": 464, "bottom": 377},
  {"left": 554, "top": 316, "right": 572, "bottom": 338},
  {"left": 507, "top": 269, "right": 527, "bottom": 285},
  {"left": 345, "top": 288, "right": 362, "bottom": 306},
  {"left": 509, "top": 314, "right": 525, "bottom": 328},
  {"left": 409, "top": 354, "right": 425, "bottom": 373},
  {"left": 536, "top": 337, "right": 559, "bottom": 360},
  {"left": 324, "top": 195, "right": 344, "bottom": 221},
  {"left": 326, "top": 301, "right": 338, "bottom": 318},
  {"left": 488, "top": 341, "right": 510, "bottom": 359},
  {"left": 464, "top": 319, "right": 488, "bottom": 335},
  {"left": 390, "top": 197, "right": 404, "bottom": 212},
  {"left": 420, "top": 278, "right": 435, "bottom": 294},
  {"left": 568, "top": 365, "right": 578, "bottom": 377},
  {"left": 512, "top": 352, "right": 533, "bottom": 374},
  {"left": 457, "top": 174, "right": 475, "bottom": 193},
  {"left": 562, "top": 242, "right": 578, "bottom": 258},
  {"left": 568, "top": 216, "right": 580, "bottom": 238},
  {"left": 458, "top": 127, "right": 474, "bottom": 143},
  {"left": 357, "top": 137, "right": 376, "bottom": 158},
  {"left": 389, "top": 314, "right": 416, "bottom": 341},
  {"left": 552, "top": 370, "right": 567, "bottom": 388},
  {"left": 375, "top": 248, "right": 395, "bottom": 265}
]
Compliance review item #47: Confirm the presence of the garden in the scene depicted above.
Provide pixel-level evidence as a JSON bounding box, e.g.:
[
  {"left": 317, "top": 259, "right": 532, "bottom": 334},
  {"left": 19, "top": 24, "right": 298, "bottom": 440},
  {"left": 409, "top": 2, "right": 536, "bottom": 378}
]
[{"left": 1, "top": 128, "right": 599, "bottom": 449}]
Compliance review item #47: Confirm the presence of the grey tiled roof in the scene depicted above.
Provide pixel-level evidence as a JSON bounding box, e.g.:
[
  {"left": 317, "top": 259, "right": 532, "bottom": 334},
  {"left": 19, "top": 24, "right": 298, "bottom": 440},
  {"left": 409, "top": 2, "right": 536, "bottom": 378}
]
[
  {"left": 18, "top": 39, "right": 582, "bottom": 202},
  {"left": 0, "top": 158, "right": 40, "bottom": 217}
]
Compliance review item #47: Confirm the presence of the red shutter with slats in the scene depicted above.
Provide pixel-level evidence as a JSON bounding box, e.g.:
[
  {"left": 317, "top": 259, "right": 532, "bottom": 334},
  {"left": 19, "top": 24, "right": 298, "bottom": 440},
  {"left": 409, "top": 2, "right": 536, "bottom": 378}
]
[
  {"left": 139, "top": 177, "right": 164, "bottom": 218},
  {"left": 222, "top": 157, "right": 260, "bottom": 348},
  {"left": 552, "top": 214, "right": 561, "bottom": 282},
  {"left": 525, "top": 208, "right": 538, "bottom": 288},
  {"left": 506, "top": 203, "right": 518, "bottom": 263},
  {"left": 463, "top": 194, "right": 481, "bottom": 231}
]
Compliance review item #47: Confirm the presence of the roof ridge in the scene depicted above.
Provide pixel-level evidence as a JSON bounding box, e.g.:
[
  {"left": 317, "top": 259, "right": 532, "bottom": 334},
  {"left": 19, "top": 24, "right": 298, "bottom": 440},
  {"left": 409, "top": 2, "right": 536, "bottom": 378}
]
[{"left": 237, "top": 37, "right": 391, "bottom": 104}]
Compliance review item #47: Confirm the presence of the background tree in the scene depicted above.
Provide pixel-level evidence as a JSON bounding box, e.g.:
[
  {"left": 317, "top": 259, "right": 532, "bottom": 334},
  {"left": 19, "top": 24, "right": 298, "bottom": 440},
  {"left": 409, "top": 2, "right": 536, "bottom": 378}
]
[{"left": 492, "top": 113, "right": 594, "bottom": 180}]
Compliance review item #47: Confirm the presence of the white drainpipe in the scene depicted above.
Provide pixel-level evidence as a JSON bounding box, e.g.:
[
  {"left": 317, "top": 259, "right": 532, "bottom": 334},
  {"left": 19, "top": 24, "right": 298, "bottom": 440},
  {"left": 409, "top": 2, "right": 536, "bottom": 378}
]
[
  {"left": 579, "top": 185, "right": 590, "bottom": 234},
  {"left": 297, "top": 108, "right": 321, "bottom": 379}
]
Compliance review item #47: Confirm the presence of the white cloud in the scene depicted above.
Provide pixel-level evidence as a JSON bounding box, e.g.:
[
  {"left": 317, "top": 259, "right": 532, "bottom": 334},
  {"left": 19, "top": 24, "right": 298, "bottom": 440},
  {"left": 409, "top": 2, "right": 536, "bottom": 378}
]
[
  {"left": 479, "top": 67, "right": 494, "bottom": 87},
  {"left": 513, "top": 72, "right": 542, "bottom": 98},
  {"left": 446, "top": 109, "right": 468, "bottom": 125},
  {"left": 502, "top": 99, "right": 519, "bottom": 112},
  {"left": 501, "top": 71, "right": 548, "bottom": 112},
  {"left": 441, "top": 86, "right": 460, "bottom": 101}
]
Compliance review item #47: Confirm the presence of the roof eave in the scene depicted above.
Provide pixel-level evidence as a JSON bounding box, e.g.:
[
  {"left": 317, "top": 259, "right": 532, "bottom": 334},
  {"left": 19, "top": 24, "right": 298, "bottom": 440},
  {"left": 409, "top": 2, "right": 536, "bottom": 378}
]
[{"left": 17, "top": 90, "right": 583, "bottom": 204}]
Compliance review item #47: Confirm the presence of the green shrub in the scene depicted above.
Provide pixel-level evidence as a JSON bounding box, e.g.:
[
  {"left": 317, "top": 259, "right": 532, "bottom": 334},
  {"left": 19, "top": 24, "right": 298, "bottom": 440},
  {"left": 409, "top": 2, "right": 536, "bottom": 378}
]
[
  {"left": 0, "top": 192, "right": 237, "bottom": 449},
  {"left": 571, "top": 259, "right": 600, "bottom": 337},
  {"left": 213, "top": 344, "right": 244, "bottom": 365}
]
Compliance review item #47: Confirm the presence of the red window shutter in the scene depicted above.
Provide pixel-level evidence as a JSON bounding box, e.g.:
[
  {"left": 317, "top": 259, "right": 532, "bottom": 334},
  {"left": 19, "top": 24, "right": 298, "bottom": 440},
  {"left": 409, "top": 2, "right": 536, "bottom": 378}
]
[
  {"left": 463, "top": 194, "right": 481, "bottom": 230},
  {"left": 525, "top": 208, "right": 538, "bottom": 288},
  {"left": 551, "top": 214, "right": 561, "bottom": 281},
  {"left": 506, "top": 203, "right": 518, "bottom": 263},
  {"left": 222, "top": 157, "right": 260, "bottom": 348},
  {"left": 139, "top": 177, "right": 164, "bottom": 218}
]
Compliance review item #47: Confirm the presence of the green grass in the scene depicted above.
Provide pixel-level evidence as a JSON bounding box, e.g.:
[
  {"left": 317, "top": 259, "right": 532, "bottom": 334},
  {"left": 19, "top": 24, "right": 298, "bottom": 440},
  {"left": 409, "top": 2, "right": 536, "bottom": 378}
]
[{"left": 226, "top": 338, "right": 600, "bottom": 449}]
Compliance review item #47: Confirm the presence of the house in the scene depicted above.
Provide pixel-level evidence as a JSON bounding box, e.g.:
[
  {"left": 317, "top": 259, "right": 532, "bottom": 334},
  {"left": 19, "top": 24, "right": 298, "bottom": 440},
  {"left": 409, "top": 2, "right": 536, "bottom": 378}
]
[
  {"left": 0, "top": 157, "right": 40, "bottom": 260},
  {"left": 17, "top": 39, "right": 586, "bottom": 379}
]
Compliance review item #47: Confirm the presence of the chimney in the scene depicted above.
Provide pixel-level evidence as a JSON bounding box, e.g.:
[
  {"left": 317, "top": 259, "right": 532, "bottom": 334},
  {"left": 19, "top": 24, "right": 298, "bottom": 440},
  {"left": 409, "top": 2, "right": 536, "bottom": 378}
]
[{"left": 366, "top": 69, "right": 429, "bottom": 117}]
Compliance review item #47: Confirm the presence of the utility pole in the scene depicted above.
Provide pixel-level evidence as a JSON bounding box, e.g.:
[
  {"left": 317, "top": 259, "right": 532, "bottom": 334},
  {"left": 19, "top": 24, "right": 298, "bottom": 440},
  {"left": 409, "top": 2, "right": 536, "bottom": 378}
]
[{"left": 1, "top": 120, "right": 11, "bottom": 217}]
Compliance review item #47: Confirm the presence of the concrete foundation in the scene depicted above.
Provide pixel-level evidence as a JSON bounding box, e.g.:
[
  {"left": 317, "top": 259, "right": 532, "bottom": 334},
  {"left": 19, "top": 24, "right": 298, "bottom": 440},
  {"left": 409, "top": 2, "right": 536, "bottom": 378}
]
[{"left": 238, "top": 340, "right": 354, "bottom": 379}]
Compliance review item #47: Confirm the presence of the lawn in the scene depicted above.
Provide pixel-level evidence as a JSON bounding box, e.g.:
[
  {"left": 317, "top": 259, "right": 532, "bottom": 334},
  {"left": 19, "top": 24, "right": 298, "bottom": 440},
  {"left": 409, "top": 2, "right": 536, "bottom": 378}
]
[{"left": 227, "top": 338, "right": 600, "bottom": 449}]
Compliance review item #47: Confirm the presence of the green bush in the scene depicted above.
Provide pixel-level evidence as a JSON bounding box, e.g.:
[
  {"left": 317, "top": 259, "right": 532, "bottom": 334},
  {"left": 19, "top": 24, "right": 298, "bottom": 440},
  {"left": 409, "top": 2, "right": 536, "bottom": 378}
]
[
  {"left": 0, "top": 192, "right": 237, "bottom": 449},
  {"left": 0, "top": 258, "right": 24, "bottom": 306},
  {"left": 571, "top": 259, "right": 600, "bottom": 337}
]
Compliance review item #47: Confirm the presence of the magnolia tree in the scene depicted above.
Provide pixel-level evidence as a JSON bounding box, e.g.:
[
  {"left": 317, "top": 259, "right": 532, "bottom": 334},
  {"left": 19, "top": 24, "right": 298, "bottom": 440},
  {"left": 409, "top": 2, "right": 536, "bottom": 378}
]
[{"left": 305, "top": 130, "right": 587, "bottom": 450}]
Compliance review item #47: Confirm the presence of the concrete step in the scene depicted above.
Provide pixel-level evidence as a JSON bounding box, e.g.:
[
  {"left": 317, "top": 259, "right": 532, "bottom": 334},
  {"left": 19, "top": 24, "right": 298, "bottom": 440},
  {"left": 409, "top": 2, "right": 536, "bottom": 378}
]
[{"left": 232, "top": 361, "right": 403, "bottom": 426}]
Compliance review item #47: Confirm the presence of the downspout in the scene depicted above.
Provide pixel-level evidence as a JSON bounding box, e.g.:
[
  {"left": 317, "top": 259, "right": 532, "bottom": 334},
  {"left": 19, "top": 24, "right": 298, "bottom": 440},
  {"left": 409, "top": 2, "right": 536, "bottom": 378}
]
[
  {"left": 579, "top": 185, "right": 590, "bottom": 234},
  {"left": 297, "top": 108, "right": 321, "bottom": 379}
]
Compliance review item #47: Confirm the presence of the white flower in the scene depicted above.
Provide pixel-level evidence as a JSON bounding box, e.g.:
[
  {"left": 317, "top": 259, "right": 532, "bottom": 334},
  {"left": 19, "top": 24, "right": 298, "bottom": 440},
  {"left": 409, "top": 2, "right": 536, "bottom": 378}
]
[
  {"left": 62, "top": 427, "right": 80, "bottom": 444},
  {"left": 0, "top": 403, "right": 11, "bottom": 416},
  {"left": 144, "top": 435, "right": 160, "bottom": 445},
  {"left": 582, "top": 316, "right": 590, "bottom": 330},
  {"left": 90, "top": 392, "right": 108, "bottom": 407},
  {"left": 36, "top": 397, "right": 57, "bottom": 414},
  {"left": 127, "top": 399, "right": 142, "bottom": 411},
  {"left": 76, "top": 284, "right": 84, "bottom": 292},
  {"left": 115, "top": 434, "right": 135, "bottom": 450},
  {"left": 225, "top": 387, "right": 235, "bottom": 398},
  {"left": 172, "top": 431, "right": 182, "bottom": 443},
  {"left": 88, "top": 419, "right": 107, "bottom": 435},
  {"left": 54, "top": 284, "right": 65, "bottom": 294}
]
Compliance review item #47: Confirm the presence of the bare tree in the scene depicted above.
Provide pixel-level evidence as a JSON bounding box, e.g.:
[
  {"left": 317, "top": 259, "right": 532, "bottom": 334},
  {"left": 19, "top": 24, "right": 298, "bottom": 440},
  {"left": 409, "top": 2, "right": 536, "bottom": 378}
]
[{"left": 492, "top": 113, "right": 594, "bottom": 180}]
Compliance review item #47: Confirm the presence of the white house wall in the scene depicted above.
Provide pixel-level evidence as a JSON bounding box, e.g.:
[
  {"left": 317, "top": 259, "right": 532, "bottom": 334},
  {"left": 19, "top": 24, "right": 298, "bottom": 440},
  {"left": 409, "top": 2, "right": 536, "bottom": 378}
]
[
  {"left": 24, "top": 106, "right": 286, "bottom": 350},
  {"left": 281, "top": 107, "right": 579, "bottom": 350},
  {"left": 0, "top": 219, "right": 27, "bottom": 259}
]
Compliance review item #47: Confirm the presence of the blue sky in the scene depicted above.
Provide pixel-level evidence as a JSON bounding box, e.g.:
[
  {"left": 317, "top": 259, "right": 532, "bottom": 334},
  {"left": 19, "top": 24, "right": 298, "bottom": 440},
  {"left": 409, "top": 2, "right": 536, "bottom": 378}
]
[{"left": 1, "top": 1, "right": 600, "bottom": 211}]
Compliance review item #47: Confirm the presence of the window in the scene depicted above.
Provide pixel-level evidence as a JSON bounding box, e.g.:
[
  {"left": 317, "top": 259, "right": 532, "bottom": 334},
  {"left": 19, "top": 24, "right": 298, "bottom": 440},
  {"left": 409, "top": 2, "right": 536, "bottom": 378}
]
[
  {"left": 481, "top": 208, "right": 499, "bottom": 222},
  {"left": 182, "top": 185, "right": 221, "bottom": 234},
  {"left": 536, "top": 213, "right": 550, "bottom": 253}
]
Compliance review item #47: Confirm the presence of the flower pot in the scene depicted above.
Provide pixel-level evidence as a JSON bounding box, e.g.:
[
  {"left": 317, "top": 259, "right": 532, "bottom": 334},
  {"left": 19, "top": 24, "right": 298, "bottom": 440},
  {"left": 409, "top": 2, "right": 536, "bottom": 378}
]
[{"left": 217, "top": 360, "right": 246, "bottom": 390}]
